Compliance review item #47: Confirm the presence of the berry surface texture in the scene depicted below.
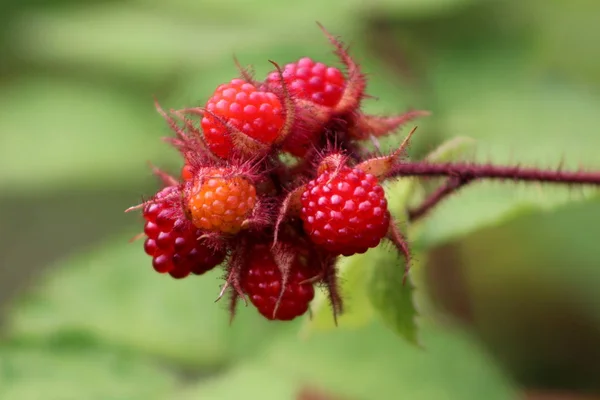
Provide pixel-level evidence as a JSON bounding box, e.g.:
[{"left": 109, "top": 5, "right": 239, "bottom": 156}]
[
  {"left": 186, "top": 169, "right": 257, "bottom": 234},
  {"left": 241, "top": 244, "right": 315, "bottom": 321},
  {"left": 201, "top": 79, "right": 284, "bottom": 159},
  {"left": 142, "top": 187, "right": 226, "bottom": 279},
  {"left": 300, "top": 166, "right": 390, "bottom": 256}
]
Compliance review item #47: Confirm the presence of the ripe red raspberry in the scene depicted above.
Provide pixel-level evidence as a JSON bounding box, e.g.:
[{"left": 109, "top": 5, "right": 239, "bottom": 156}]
[
  {"left": 241, "top": 244, "right": 315, "bottom": 321},
  {"left": 143, "top": 187, "right": 226, "bottom": 278},
  {"left": 300, "top": 166, "right": 390, "bottom": 256},
  {"left": 267, "top": 57, "right": 345, "bottom": 108},
  {"left": 202, "top": 78, "right": 285, "bottom": 159},
  {"left": 186, "top": 168, "right": 257, "bottom": 234}
]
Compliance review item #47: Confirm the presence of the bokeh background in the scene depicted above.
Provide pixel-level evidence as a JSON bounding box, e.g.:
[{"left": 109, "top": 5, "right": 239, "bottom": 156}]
[{"left": 1, "top": 0, "right": 600, "bottom": 399}]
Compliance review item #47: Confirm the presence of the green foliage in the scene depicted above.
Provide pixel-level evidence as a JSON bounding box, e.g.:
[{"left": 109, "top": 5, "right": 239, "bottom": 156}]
[
  {"left": 367, "top": 247, "right": 419, "bottom": 345},
  {"left": 0, "top": 345, "right": 177, "bottom": 400},
  {"left": 177, "top": 319, "right": 518, "bottom": 400},
  {"left": 0, "top": 77, "right": 171, "bottom": 194},
  {"left": 301, "top": 252, "right": 376, "bottom": 335},
  {"left": 258, "top": 322, "right": 516, "bottom": 400},
  {"left": 5, "top": 237, "right": 287, "bottom": 368},
  {"left": 175, "top": 363, "right": 298, "bottom": 400}
]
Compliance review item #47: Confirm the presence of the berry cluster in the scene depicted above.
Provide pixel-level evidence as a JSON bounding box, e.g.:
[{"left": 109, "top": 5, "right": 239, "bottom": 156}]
[{"left": 128, "top": 25, "right": 429, "bottom": 322}]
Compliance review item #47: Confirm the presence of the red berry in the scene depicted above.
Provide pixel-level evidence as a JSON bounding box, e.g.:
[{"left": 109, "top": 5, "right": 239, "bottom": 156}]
[
  {"left": 300, "top": 166, "right": 390, "bottom": 256},
  {"left": 267, "top": 57, "right": 345, "bottom": 108},
  {"left": 201, "top": 79, "right": 285, "bottom": 159},
  {"left": 142, "top": 186, "right": 226, "bottom": 278},
  {"left": 181, "top": 164, "right": 194, "bottom": 181},
  {"left": 241, "top": 245, "right": 315, "bottom": 321},
  {"left": 266, "top": 58, "right": 346, "bottom": 157}
]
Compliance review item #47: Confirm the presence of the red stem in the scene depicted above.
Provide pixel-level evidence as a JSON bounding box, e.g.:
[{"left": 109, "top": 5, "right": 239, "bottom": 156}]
[
  {"left": 391, "top": 161, "right": 600, "bottom": 222},
  {"left": 407, "top": 177, "right": 472, "bottom": 221}
]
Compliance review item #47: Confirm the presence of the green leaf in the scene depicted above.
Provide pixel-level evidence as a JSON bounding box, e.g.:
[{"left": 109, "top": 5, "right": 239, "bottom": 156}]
[
  {"left": 300, "top": 252, "right": 376, "bottom": 336},
  {"left": 361, "top": 178, "right": 421, "bottom": 343},
  {"left": 367, "top": 246, "right": 419, "bottom": 345},
  {"left": 385, "top": 175, "right": 417, "bottom": 220},
  {"left": 175, "top": 322, "right": 516, "bottom": 400},
  {"left": 5, "top": 235, "right": 287, "bottom": 369},
  {"left": 0, "top": 346, "right": 176, "bottom": 400},
  {"left": 174, "top": 362, "right": 298, "bottom": 400},
  {"left": 424, "top": 136, "right": 476, "bottom": 163},
  {"left": 0, "top": 77, "right": 175, "bottom": 194},
  {"left": 259, "top": 322, "right": 516, "bottom": 400}
]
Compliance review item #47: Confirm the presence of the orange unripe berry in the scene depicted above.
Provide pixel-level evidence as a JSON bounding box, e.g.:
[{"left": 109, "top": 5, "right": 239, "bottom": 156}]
[{"left": 186, "top": 169, "right": 257, "bottom": 234}]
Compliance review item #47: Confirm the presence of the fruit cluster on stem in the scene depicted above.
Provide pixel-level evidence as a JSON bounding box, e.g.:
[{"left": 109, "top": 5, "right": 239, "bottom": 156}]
[{"left": 128, "top": 23, "right": 600, "bottom": 322}]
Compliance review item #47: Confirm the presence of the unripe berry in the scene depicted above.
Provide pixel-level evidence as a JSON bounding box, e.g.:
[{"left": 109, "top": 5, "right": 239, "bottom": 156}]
[
  {"left": 300, "top": 166, "right": 390, "bottom": 256},
  {"left": 202, "top": 79, "right": 285, "bottom": 159},
  {"left": 241, "top": 244, "right": 315, "bottom": 321},
  {"left": 186, "top": 168, "right": 257, "bottom": 234}
]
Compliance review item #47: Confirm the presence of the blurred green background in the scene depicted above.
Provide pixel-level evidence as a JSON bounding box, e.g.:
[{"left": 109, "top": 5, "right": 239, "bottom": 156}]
[{"left": 1, "top": 0, "right": 600, "bottom": 399}]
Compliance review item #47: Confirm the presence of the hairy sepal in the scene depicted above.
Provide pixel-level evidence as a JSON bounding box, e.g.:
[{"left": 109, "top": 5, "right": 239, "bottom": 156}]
[
  {"left": 317, "top": 22, "right": 366, "bottom": 115},
  {"left": 356, "top": 126, "right": 418, "bottom": 179},
  {"left": 350, "top": 110, "right": 430, "bottom": 140}
]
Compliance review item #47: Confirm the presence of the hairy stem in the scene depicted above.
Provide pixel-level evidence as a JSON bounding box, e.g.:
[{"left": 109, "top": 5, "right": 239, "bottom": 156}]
[
  {"left": 391, "top": 161, "right": 600, "bottom": 222},
  {"left": 408, "top": 176, "right": 472, "bottom": 221}
]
